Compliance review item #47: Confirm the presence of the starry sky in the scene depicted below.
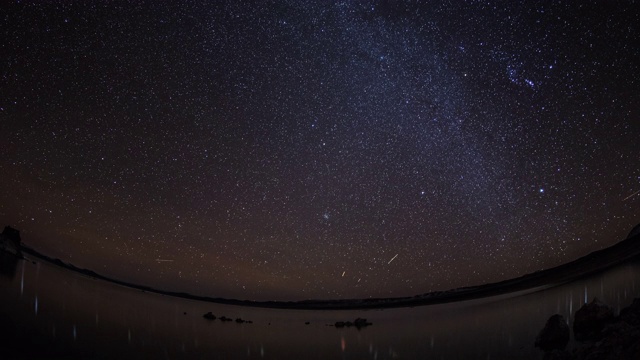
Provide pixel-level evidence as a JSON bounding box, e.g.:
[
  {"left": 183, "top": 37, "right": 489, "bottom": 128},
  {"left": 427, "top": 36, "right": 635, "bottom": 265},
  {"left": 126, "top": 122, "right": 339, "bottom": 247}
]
[{"left": 1, "top": 1, "right": 639, "bottom": 301}]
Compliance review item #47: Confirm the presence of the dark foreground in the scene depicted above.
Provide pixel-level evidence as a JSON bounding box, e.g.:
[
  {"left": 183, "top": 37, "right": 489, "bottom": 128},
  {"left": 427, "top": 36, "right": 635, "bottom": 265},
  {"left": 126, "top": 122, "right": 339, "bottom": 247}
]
[
  {"left": 536, "top": 298, "right": 640, "bottom": 360},
  {"left": 3, "top": 238, "right": 640, "bottom": 359}
]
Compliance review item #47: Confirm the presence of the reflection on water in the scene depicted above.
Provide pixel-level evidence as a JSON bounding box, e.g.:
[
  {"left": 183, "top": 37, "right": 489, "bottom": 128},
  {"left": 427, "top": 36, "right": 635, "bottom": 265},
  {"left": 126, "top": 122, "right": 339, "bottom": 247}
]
[{"left": 1, "top": 257, "right": 640, "bottom": 359}]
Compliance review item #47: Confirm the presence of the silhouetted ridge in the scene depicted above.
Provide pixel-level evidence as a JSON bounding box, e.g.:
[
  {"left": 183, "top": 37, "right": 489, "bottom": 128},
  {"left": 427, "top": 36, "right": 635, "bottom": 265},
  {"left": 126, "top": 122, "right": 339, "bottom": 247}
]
[
  {"left": 0, "top": 226, "right": 22, "bottom": 257},
  {"left": 628, "top": 223, "right": 640, "bottom": 239},
  {"left": 6, "top": 223, "right": 640, "bottom": 309}
]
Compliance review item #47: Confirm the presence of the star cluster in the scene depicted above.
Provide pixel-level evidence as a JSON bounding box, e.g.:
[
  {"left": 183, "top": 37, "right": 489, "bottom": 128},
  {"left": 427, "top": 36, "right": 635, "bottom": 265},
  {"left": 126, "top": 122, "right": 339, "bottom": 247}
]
[{"left": 1, "top": 1, "right": 639, "bottom": 300}]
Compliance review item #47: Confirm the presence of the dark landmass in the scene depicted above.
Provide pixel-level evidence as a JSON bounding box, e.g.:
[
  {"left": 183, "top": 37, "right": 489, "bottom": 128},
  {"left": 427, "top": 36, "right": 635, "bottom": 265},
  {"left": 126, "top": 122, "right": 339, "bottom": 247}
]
[
  {"left": 334, "top": 318, "right": 372, "bottom": 328},
  {"left": 5, "top": 225, "right": 640, "bottom": 310},
  {"left": 536, "top": 298, "right": 640, "bottom": 359},
  {"left": 0, "top": 226, "right": 22, "bottom": 258},
  {"left": 201, "top": 312, "right": 253, "bottom": 323}
]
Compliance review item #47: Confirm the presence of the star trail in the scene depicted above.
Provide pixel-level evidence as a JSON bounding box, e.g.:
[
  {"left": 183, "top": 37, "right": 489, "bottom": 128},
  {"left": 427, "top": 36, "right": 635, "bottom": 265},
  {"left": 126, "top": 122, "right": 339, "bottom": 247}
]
[{"left": 1, "top": 1, "right": 639, "bottom": 301}]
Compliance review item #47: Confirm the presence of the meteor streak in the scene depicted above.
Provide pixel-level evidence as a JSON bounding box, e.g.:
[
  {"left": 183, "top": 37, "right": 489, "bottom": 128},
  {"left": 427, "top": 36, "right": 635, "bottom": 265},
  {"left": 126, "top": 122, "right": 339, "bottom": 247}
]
[
  {"left": 155, "top": 259, "right": 174, "bottom": 262},
  {"left": 388, "top": 254, "right": 399, "bottom": 264},
  {"left": 622, "top": 190, "right": 640, "bottom": 201}
]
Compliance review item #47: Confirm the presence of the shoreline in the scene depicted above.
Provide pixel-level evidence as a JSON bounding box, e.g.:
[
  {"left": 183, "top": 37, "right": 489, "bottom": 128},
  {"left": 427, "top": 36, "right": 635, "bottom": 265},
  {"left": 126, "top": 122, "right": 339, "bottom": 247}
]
[{"left": 16, "top": 230, "right": 640, "bottom": 310}]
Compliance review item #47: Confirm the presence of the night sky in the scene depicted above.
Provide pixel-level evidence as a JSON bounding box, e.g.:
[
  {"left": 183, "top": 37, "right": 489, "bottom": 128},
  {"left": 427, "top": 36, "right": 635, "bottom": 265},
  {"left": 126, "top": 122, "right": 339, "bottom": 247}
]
[{"left": 1, "top": 1, "right": 639, "bottom": 301}]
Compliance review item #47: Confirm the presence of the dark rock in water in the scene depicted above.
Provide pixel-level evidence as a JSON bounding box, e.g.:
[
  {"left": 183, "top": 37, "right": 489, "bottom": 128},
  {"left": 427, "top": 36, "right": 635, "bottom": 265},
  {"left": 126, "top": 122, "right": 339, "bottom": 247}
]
[
  {"left": 203, "top": 312, "right": 216, "bottom": 320},
  {"left": 1, "top": 226, "right": 21, "bottom": 243},
  {"left": 305, "top": 321, "right": 310, "bottom": 325},
  {"left": 573, "top": 298, "right": 614, "bottom": 342},
  {"left": 542, "top": 349, "right": 570, "bottom": 360},
  {"left": 219, "top": 316, "right": 232, "bottom": 322},
  {"left": 537, "top": 298, "right": 640, "bottom": 359},
  {"left": 335, "top": 318, "right": 372, "bottom": 329},
  {"left": 354, "top": 318, "right": 373, "bottom": 328},
  {"left": 572, "top": 321, "right": 640, "bottom": 360},
  {"left": 620, "top": 298, "right": 640, "bottom": 326},
  {"left": 535, "top": 314, "right": 570, "bottom": 351},
  {"left": 0, "top": 226, "right": 22, "bottom": 257},
  {"left": 231, "top": 317, "right": 252, "bottom": 324}
]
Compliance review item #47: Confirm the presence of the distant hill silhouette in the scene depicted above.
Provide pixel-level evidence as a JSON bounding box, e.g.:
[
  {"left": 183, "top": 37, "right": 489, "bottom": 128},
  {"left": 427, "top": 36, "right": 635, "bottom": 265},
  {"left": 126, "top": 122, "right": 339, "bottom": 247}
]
[
  {"left": 0, "top": 226, "right": 22, "bottom": 257},
  {"left": 6, "top": 224, "right": 640, "bottom": 309},
  {"left": 629, "top": 224, "right": 640, "bottom": 239}
]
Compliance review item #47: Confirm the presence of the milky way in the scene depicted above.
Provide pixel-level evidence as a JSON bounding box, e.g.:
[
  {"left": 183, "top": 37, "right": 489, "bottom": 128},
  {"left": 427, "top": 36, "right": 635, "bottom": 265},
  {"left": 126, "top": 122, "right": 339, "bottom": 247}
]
[{"left": 1, "top": 1, "right": 639, "bottom": 300}]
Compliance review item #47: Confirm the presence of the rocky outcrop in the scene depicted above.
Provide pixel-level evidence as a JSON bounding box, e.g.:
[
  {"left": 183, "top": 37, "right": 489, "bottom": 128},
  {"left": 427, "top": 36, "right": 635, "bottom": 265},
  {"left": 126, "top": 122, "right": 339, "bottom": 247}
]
[
  {"left": 203, "top": 312, "right": 216, "bottom": 320},
  {"left": 619, "top": 298, "right": 640, "bottom": 326},
  {"left": 573, "top": 298, "right": 614, "bottom": 341},
  {"left": 0, "top": 226, "right": 22, "bottom": 257},
  {"left": 202, "top": 312, "right": 252, "bottom": 323},
  {"left": 334, "top": 318, "right": 372, "bottom": 329},
  {"left": 535, "top": 314, "right": 570, "bottom": 351},
  {"left": 572, "top": 320, "right": 640, "bottom": 360},
  {"left": 537, "top": 298, "right": 640, "bottom": 359}
]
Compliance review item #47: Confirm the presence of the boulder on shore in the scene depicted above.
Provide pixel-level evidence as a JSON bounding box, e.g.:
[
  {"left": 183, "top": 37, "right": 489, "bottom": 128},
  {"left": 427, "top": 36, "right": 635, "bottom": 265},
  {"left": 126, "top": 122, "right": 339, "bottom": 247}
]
[
  {"left": 619, "top": 298, "right": 640, "bottom": 326},
  {"left": 203, "top": 312, "right": 216, "bottom": 320},
  {"left": 573, "top": 298, "right": 614, "bottom": 341},
  {"left": 334, "top": 318, "right": 372, "bottom": 329},
  {"left": 536, "top": 298, "right": 640, "bottom": 359},
  {"left": 535, "top": 314, "right": 570, "bottom": 352},
  {"left": 0, "top": 226, "right": 22, "bottom": 257}
]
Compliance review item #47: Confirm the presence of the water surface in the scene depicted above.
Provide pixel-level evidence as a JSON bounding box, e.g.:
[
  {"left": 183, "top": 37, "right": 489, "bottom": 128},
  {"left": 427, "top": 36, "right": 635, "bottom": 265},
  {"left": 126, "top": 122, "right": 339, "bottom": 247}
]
[{"left": 1, "top": 256, "right": 639, "bottom": 359}]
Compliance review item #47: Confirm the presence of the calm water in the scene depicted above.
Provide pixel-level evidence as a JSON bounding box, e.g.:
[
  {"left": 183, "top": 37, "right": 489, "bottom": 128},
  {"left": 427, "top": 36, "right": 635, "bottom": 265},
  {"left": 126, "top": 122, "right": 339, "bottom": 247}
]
[{"left": 1, "top": 255, "right": 640, "bottom": 359}]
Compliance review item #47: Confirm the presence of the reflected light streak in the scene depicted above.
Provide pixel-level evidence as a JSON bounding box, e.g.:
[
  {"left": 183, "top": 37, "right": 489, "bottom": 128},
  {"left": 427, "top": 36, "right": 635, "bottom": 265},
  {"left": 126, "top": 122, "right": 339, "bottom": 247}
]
[{"left": 20, "top": 261, "right": 24, "bottom": 296}]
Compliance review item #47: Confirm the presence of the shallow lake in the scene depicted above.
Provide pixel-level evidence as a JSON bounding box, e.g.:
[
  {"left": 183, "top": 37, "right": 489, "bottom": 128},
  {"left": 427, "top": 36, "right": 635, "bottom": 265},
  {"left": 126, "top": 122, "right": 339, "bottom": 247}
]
[{"left": 1, "top": 255, "right": 640, "bottom": 359}]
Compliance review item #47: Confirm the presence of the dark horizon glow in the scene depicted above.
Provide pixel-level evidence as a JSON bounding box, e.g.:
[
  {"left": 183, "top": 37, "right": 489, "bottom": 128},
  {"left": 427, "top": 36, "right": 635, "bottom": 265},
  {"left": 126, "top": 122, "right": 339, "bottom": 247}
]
[{"left": 1, "top": 1, "right": 639, "bottom": 301}]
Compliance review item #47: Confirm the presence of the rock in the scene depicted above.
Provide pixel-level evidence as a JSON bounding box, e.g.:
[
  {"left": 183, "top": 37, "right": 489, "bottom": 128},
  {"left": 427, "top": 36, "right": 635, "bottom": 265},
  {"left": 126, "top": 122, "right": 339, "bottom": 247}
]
[
  {"left": 219, "top": 316, "right": 232, "bottom": 322},
  {"left": 535, "top": 314, "right": 570, "bottom": 351},
  {"left": 622, "top": 338, "right": 640, "bottom": 359},
  {"left": 335, "top": 318, "right": 372, "bottom": 329},
  {"left": 305, "top": 321, "right": 310, "bottom": 325},
  {"left": 542, "top": 349, "right": 571, "bottom": 360},
  {"left": 203, "top": 312, "right": 216, "bottom": 320},
  {"left": 600, "top": 321, "right": 640, "bottom": 353},
  {"left": 619, "top": 298, "right": 640, "bottom": 326},
  {"left": 0, "top": 226, "right": 22, "bottom": 257},
  {"left": 573, "top": 298, "right": 614, "bottom": 342},
  {"left": 354, "top": 318, "right": 372, "bottom": 328},
  {"left": 572, "top": 321, "right": 640, "bottom": 360},
  {"left": 538, "top": 300, "right": 640, "bottom": 359},
  {"left": 1, "top": 226, "right": 21, "bottom": 243}
]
